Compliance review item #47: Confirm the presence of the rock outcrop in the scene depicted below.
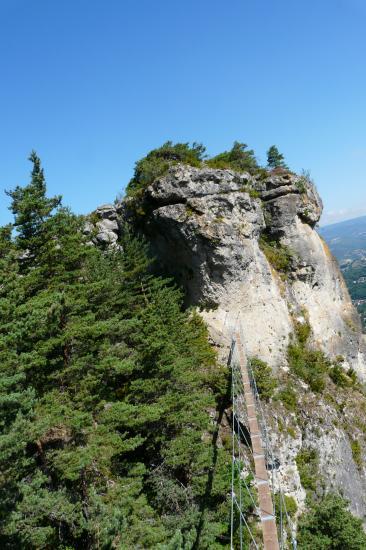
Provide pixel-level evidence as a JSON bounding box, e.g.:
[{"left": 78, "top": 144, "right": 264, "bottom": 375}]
[
  {"left": 124, "top": 165, "right": 366, "bottom": 379},
  {"left": 84, "top": 204, "right": 120, "bottom": 246},
  {"left": 91, "top": 164, "right": 366, "bottom": 520}
]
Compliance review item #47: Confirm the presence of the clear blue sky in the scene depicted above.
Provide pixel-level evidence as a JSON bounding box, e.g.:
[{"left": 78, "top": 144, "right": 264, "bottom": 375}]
[{"left": 1, "top": 0, "right": 365, "bottom": 225}]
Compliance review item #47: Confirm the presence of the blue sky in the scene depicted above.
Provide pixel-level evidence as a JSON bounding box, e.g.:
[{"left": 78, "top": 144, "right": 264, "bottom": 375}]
[{"left": 1, "top": 0, "right": 365, "bottom": 226}]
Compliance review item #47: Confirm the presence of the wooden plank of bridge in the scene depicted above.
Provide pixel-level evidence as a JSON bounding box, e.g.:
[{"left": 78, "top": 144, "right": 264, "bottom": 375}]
[{"left": 235, "top": 331, "right": 280, "bottom": 550}]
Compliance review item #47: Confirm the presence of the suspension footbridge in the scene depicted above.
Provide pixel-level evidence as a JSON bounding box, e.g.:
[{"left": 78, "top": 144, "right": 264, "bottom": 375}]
[{"left": 229, "top": 326, "right": 297, "bottom": 549}]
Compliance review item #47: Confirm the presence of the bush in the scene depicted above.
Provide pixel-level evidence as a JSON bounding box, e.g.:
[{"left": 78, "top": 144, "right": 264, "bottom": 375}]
[
  {"left": 294, "top": 318, "right": 311, "bottom": 344},
  {"left": 249, "top": 357, "right": 277, "bottom": 401},
  {"left": 288, "top": 344, "right": 329, "bottom": 393},
  {"left": 296, "top": 448, "right": 319, "bottom": 493},
  {"left": 277, "top": 384, "right": 297, "bottom": 412},
  {"left": 289, "top": 317, "right": 354, "bottom": 393},
  {"left": 297, "top": 494, "right": 366, "bottom": 549},
  {"left": 206, "top": 141, "right": 260, "bottom": 174},
  {"left": 295, "top": 169, "right": 313, "bottom": 195},
  {"left": 259, "top": 235, "right": 293, "bottom": 275},
  {"left": 274, "top": 493, "right": 297, "bottom": 522},
  {"left": 329, "top": 363, "right": 352, "bottom": 388},
  {"left": 126, "top": 141, "right": 206, "bottom": 195},
  {"left": 350, "top": 439, "right": 363, "bottom": 470}
]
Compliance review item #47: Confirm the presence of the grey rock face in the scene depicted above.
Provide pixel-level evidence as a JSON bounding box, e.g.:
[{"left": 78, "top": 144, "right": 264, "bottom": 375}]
[
  {"left": 134, "top": 164, "right": 366, "bottom": 520},
  {"left": 85, "top": 204, "right": 120, "bottom": 247},
  {"left": 95, "top": 203, "right": 118, "bottom": 220},
  {"left": 132, "top": 164, "right": 366, "bottom": 380}
]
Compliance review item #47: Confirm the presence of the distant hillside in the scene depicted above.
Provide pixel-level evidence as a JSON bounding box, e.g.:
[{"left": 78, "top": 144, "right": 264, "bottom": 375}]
[
  {"left": 319, "top": 215, "right": 366, "bottom": 262},
  {"left": 320, "top": 216, "right": 366, "bottom": 329}
]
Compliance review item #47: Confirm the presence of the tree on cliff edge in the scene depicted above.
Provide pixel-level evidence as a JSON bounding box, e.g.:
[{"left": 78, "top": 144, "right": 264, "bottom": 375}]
[{"left": 266, "top": 145, "right": 288, "bottom": 169}]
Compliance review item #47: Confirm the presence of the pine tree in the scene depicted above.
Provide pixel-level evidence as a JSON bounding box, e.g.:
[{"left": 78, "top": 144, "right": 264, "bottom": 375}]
[
  {"left": 6, "top": 151, "right": 61, "bottom": 268},
  {"left": 266, "top": 145, "right": 288, "bottom": 169},
  {"left": 0, "top": 154, "right": 235, "bottom": 548}
]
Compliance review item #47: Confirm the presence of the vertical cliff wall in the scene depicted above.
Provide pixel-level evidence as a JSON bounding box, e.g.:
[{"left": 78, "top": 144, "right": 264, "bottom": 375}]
[{"left": 128, "top": 165, "right": 366, "bottom": 379}]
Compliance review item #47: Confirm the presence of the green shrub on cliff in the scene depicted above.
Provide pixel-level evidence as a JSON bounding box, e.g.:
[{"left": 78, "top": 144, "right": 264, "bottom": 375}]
[
  {"left": 288, "top": 344, "right": 329, "bottom": 392},
  {"left": 249, "top": 357, "right": 277, "bottom": 401},
  {"left": 259, "top": 234, "right": 293, "bottom": 275},
  {"left": 296, "top": 448, "right": 319, "bottom": 493},
  {"left": 207, "top": 141, "right": 260, "bottom": 174},
  {"left": 127, "top": 141, "right": 206, "bottom": 195},
  {"left": 287, "top": 319, "right": 330, "bottom": 393}
]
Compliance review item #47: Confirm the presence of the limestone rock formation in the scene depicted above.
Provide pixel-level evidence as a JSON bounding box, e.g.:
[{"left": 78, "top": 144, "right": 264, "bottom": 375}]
[
  {"left": 84, "top": 203, "right": 120, "bottom": 246},
  {"left": 129, "top": 165, "right": 366, "bottom": 380},
  {"left": 92, "top": 164, "right": 366, "bottom": 520}
]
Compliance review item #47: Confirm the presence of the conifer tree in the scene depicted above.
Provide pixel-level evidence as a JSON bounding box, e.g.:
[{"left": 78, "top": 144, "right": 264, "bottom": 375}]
[
  {"left": 266, "top": 145, "right": 288, "bottom": 169},
  {"left": 6, "top": 151, "right": 61, "bottom": 268},
  {"left": 0, "top": 154, "right": 238, "bottom": 548}
]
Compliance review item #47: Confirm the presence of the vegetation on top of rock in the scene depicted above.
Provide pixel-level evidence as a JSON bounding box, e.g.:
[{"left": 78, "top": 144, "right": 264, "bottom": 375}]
[
  {"left": 295, "top": 170, "right": 313, "bottom": 194},
  {"left": 126, "top": 140, "right": 280, "bottom": 198},
  {"left": 297, "top": 494, "right": 366, "bottom": 549},
  {"left": 266, "top": 145, "right": 288, "bottom": 169},
  {"left": 206, "top": 141, "right": 261, "bottom": 174},
  {"left": 126, "top": 141, "right": 206, "bottom": 196}
]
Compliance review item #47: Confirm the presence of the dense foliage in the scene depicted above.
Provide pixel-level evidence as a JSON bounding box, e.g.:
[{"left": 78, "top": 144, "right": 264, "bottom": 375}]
[
  {"left": 0, "top": 154, "right": 237, "bottom": 549},
  {"left": 297, "top": 494, "right": 366, "bottom": 549},
  {"left": 126, "top": 140, "right": 275, "bottom": 198},
  {"left": 206, "top": 142, "right": 260, "bottom": 174},
  {"left": 126, "top": 141, "right": 206, "bottom": 196},
  {"left": 266, "top": 145, "right": 288, "bottom": 169},
  {"left": 248, "top": 358, "right": 277, "bottom": 401}
]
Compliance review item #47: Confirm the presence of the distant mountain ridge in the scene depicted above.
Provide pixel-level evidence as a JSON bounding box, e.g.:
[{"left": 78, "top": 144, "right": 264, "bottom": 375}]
[
  {"left": 320, "top": 215, "right": 366, "bottom": 329},
  {"left": 319, "top": 215, "right": 366, "bottom": 262}
]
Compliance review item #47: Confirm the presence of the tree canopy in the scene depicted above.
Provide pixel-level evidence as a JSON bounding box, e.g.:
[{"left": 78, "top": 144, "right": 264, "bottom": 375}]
[
  {"left": 0, "top": 153, "right": 239, "bottom": 548},
  {"left": 127, "top": 141, "right": 206, "bottom": 195},
  {"left": 297, "top": 494, "right": 366, "bottom": 549},
  {"left": 266, "top": 145, "right": 288, "bottom": 169},
  {"left": 207, "top": 141, "right": 260, "bottom": 174}
]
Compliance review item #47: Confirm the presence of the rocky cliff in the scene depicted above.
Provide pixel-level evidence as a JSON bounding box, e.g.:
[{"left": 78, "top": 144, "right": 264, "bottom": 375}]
[
  {"left": 134, "top": 165, "right": 366, "bottom": 377},
  {"left": 90, "top": 165, "right": 366, "bottom": 520}
]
